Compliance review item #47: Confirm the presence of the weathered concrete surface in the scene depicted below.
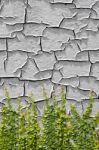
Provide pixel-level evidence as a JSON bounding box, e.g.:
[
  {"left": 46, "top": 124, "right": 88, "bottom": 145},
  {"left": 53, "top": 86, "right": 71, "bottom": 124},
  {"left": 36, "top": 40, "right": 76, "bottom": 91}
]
[{"left": 0, "top": 0, "right": 99, "bottom": 115}]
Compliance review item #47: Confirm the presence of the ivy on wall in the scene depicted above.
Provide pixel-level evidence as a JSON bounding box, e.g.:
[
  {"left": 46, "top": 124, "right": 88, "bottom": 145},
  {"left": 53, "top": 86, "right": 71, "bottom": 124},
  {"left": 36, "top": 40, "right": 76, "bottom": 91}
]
[{"left": 0, "top": 88, "right": 98, "bottom": 150}]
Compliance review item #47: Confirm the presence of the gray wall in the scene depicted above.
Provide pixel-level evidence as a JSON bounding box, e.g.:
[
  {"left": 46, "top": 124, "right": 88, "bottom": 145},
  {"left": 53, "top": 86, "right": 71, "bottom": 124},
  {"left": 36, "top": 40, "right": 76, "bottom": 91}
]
[{"left": 0, "top": 0, "right": 99, "bottom": 115}]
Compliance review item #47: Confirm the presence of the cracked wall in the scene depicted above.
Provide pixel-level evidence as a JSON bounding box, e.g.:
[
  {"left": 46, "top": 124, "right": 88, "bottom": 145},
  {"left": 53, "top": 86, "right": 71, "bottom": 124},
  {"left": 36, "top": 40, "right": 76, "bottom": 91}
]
[{"left": 0, "top": 0, "right": 99, "bottom": 116}]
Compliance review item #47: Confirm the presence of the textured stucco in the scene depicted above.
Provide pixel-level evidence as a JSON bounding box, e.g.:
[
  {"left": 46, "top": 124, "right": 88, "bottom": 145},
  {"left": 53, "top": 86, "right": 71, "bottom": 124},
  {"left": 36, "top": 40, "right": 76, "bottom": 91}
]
[{"left": 0, "top": 0, "right": 99, "bottom": 115}]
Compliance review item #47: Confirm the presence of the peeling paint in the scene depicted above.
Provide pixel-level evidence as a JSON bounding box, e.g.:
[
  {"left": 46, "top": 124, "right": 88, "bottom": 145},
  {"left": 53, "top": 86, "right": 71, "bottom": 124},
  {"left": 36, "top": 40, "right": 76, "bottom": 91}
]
[{"left": 0, "top": 0, "right": 99, "bottom": 115}]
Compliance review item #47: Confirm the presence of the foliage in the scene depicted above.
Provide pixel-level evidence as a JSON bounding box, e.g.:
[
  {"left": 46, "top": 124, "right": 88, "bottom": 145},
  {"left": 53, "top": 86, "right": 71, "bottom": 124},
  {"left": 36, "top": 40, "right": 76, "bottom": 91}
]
[{"left": 0, "top": 88, "right": 98, "bottom": 150}]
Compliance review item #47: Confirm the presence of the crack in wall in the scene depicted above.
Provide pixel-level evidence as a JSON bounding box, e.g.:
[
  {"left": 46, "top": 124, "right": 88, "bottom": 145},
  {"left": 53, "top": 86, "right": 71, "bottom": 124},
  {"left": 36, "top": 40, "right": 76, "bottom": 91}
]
[{"left": 0, "top": 0, "right": 99, "bottom": 115}]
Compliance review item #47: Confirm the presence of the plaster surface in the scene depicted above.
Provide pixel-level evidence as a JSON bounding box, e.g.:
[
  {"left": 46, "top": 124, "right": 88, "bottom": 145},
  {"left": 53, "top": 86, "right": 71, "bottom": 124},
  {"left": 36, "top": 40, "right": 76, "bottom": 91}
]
[{"left": 0, "top": 0, "right": 99, "bottom": 115}]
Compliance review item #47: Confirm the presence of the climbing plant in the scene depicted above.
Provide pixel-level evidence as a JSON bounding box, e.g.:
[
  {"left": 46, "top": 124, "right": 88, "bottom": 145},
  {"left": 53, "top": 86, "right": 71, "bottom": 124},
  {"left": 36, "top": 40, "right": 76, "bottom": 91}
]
[{"left": 0, "top": 88, "right": 98, "bottom": 150}]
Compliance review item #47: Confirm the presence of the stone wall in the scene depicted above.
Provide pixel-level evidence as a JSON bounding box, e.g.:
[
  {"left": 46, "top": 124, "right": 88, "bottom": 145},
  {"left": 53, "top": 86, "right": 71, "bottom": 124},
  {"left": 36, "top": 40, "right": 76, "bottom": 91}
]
[{"left": 0, "top": 0, "right": 99, "bottom": 115}]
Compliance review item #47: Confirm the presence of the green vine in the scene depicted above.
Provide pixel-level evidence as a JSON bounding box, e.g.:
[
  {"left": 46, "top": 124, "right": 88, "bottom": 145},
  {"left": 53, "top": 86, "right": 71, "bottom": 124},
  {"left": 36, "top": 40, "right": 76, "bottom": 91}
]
[{"left": 0, "top": 88, "right": 98, "bottom": 150}]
